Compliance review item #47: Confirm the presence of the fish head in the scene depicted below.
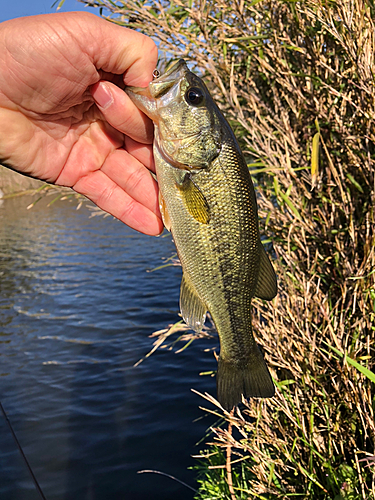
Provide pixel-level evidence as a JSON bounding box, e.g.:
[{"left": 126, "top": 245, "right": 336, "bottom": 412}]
[{"left": 126, "top": 59, "right": 222, "bottom": 170}]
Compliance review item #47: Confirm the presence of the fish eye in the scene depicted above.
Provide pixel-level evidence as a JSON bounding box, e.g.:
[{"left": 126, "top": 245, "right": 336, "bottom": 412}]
[{"left": 185, "top": 87, "right": 204, "bottom": 106}]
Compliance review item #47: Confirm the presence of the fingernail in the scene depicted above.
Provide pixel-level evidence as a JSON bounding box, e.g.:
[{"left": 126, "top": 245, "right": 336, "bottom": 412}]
[{"left": 92, "top": 82, "right": 113, "bottom": 110}]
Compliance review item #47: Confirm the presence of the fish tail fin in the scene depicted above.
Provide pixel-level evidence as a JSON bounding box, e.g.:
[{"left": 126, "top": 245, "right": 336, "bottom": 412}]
[{"left": 216, "top": 348, "right": 275, "bottom": 410}]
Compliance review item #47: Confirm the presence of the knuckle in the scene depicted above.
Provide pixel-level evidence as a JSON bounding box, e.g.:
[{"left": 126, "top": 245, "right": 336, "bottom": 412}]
[
  {"left": 126, "top": 167, "right": 145, "bottom": 194},
  {"left": 97, "top": 183, "right": 117, "bottom": 207},
  {"left": 119, "top": 197, "right": 136, "bottom": 223}
]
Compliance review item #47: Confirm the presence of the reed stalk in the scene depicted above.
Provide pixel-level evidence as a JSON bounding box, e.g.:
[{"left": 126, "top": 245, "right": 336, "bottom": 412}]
[{"left": 81, "top": 0, "right": 375, "bottom": 496}]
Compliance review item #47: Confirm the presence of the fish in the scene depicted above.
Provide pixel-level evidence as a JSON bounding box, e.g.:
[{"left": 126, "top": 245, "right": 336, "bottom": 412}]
[{"left": 126, "top": 59, "right": 277, "bottom": 410}]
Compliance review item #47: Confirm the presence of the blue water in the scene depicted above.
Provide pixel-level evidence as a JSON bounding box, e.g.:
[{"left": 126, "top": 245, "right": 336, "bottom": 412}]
[{"left": 0, "top": 194, "right": 218, "bottom": 500}]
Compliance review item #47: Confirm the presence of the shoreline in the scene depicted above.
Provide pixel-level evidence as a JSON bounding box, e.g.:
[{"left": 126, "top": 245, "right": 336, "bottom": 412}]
[{"left": 0, "top": 165, "right": 45, "bottom": 197}]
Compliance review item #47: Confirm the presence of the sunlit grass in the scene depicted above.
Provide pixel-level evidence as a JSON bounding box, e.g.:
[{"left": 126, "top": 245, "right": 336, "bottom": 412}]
[{"left": 66, "top": 0, "right": 375, "bottom": 497}]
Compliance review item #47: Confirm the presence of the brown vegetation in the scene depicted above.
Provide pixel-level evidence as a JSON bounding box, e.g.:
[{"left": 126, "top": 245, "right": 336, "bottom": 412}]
[{"left": 84, "top": 0, "right": 375, "bottom": 497}]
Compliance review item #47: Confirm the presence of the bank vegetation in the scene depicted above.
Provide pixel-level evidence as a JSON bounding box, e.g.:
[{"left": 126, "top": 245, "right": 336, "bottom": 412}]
[{"left": 84, "top": 0, "right": 374, "bottom": 498}]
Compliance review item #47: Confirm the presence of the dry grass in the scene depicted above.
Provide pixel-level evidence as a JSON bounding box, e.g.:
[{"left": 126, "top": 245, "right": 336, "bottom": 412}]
[{"left": 82, "top": 0, "right": 375, "bottom": 497}]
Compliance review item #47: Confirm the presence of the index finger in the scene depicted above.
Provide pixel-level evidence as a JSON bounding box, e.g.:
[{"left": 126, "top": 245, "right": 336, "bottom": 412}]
[{"left": 91, "top": 81, "right": 154, "bottom": 145}]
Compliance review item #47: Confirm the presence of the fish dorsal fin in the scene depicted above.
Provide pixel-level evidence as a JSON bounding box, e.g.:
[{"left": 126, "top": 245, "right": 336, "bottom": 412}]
[
  {"left": 180, "top": 274, "right": 207, "bottom": 333},
  {"left": 254, "top": 242, "right": 277, "bottom": 301},
  {"left": 158, "top": 190, "right": 171, "bottom": 232},
  {"left": 177, "top": 174, "right": 210, "bottom": 224}
]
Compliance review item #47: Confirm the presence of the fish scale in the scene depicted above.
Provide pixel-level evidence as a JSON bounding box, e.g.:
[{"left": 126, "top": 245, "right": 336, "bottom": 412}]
[{"left": 126, "top": 59, "right": 277, "bottom": 409}]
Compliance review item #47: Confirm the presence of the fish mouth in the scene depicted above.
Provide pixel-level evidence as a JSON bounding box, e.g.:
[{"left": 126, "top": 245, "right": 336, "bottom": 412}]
[
  {"left": 125, "top": 59, "right": 189, "bottom": 119},
  {"left": 126, "top": 59, "right": 188, "bottom": 99},
  {"left": 150, "top": 59, "right": 188, "bottom": 99},
  {"left": 156, "top": 59, "right": 187, "bottom": 80}
]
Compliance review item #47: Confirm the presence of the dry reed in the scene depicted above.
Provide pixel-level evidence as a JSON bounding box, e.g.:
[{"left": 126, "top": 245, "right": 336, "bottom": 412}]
[{"left": 82, "top": 0, "right": 375, "bottom": 497}]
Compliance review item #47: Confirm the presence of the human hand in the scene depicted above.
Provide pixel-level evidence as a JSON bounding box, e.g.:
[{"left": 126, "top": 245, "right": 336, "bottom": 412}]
[{"left": 0, "top": 12, "right": 163, "bottom": 235}]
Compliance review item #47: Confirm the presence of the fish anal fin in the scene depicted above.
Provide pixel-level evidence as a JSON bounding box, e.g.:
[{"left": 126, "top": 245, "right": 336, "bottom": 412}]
[
  {"left": 159, "top": 190, "right": 171, "bottom": 232},
  {"left": 177, "top": 174, "right": 210, "bottom": 224},
  {"left": 216, "top": 347, "right": 275, "bottom": 410},
  {"left": 180, "top": 274, "right": 207, "bottom": 333},
  {"left": 254, "top": 242, "right": 277, "bottom": 301}
]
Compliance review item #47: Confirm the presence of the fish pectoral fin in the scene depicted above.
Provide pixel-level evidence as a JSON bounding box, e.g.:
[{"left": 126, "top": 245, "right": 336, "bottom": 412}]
[
  {"left": 180, "top": 274, "right": 207, "bottom": 333},
  {"left": 159, "top": 191, "right": 171, "bottom": 232},
  {"left": 254, "top": 242, "right": 277, "bottom": 301},
  {"left": 177, "top": 174, "right": 210, "bottom": 224}
]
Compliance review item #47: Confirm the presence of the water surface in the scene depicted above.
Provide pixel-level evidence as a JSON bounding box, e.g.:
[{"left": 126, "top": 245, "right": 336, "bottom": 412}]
[{"left": 0, "top": 194, "right": 217, "bottom": 500}]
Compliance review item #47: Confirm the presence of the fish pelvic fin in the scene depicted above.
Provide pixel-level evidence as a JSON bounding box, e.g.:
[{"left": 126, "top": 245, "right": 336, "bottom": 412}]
[
  {"left": 216, "top": 347, "right": 275, "bottom": 410},
  {"left": 159, "top": 191, "right": 171, "bottom": 232}
]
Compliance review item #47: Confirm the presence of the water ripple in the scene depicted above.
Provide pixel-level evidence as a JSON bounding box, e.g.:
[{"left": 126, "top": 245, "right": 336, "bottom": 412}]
[{"left": 0, "top": 196, "right": 217, "bottom": 500}]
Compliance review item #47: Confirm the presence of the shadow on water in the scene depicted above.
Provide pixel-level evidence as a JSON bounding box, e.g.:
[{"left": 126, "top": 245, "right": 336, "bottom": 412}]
[{"left": 0, "top": 195, "right": 217, "bottom": 500}]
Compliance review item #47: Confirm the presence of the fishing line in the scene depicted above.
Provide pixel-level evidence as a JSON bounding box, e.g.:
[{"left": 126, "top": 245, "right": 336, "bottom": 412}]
[
  {"left": 138, "top": 469, "right": 198, "bottom": 492},
  {"left": 0, "top": 401, "right": 47, "bottom": 500}
]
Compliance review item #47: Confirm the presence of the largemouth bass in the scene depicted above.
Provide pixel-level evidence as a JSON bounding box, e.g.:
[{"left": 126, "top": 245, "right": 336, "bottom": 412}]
[{"left": 126, "top": 60, "right": 277, "bottom": 410}]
